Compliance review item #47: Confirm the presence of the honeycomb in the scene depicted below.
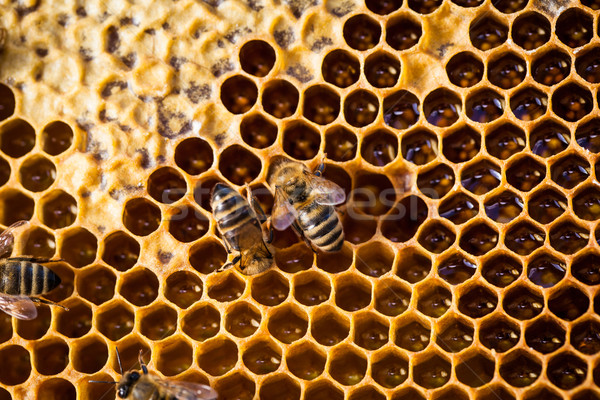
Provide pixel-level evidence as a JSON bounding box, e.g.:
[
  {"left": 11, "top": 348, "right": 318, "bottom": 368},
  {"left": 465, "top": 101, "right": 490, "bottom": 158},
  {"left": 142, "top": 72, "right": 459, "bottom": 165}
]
[{"left": 0, "top": 0, "right": 599, "bottom": 399}]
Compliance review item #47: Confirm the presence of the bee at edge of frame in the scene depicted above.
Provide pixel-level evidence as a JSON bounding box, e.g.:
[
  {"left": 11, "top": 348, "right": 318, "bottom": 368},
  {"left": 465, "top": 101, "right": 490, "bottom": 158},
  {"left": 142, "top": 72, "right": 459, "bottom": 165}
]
[
  {"left": 0, "top": 220, "right": 67, "bottom": 320},
  {"left": 210, "top": 182, "right": 274, "bottom": 275},
  {"left": 267, "top": 156, "right": 346, "bottom": 253},
  {"left": 91, "top": 348, "right": 218, "bottom": 400}
]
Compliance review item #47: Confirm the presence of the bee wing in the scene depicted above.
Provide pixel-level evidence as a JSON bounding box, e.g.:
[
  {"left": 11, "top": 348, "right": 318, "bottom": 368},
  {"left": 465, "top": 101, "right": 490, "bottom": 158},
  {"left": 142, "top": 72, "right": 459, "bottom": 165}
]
[
  {"left": 308, "top": 175, "right": 346, "bottom": 205},
  {"left": 0, "top": 220, "right": 30, "bottom": 258},
  {"left": 0, "top": 294, "right": 38, "bottom": 320},
  {"left": 154, "top": 378, "right": 218, "bottom": 400},
  {"left": 271, "top": 188, "right": 297, "bottom": 231}
]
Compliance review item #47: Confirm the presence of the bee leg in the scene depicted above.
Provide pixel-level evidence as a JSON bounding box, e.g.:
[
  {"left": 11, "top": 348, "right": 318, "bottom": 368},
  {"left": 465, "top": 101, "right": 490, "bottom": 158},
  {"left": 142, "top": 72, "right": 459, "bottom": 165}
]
[
  {"left": 217, "top": 254, "right": 240, "bottom": 272},
  {"left": 138, "top": 350, "right": 148, "bottom": 374},
  {"left": 31, "top": 297, "right": 69, "bottom": 311},
  {"left": 291, "top": 222, "right": 317, "bottom": 253},
  {"left": 248, "top": 188, "right": 273, "bottom": 244}
]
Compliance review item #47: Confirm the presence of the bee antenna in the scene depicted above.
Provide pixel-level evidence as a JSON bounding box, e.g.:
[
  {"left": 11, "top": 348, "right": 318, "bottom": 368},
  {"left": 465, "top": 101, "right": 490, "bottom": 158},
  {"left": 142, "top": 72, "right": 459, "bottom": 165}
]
[
  {"left": 138, "top": 350, "right": 148, "bottom": 374},
  {"left": 115, "top": 347, "right": 123, "bottom": 375}
]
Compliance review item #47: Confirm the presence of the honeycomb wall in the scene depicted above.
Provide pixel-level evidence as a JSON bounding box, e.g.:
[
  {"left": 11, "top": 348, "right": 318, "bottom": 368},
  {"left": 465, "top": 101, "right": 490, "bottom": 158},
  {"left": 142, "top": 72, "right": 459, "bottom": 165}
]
[{"left": 0, "top": 0, "right": 599, "bottom": 399}]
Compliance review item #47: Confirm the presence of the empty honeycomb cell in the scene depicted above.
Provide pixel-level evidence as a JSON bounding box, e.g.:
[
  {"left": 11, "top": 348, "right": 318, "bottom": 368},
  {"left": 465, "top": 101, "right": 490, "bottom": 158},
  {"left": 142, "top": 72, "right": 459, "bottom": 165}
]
[
  {"left": 259, "top": 375, "right": 300, "bottom": 400},
  {"left": 250, "top": 270, "right": 289, "bottom": 306},
  {"left": 207, "top": 272, "right": 245, "bottom": 302},
  {"left": 511, "top": 87, "right": 548, "bottom": 121},
  {"left": 549, "top": 220, "right": 589, "bottom": 255},
  {"left": 40, "top": 189, "right": 77, "bottom": 229},
  {"left": 571, "top": 319, "right": 600, "bottom": 355},
  {"left": 147, "top": 167, "right": 186, "bottom": 204},
  {"left": 32, "top": 338, "right": 69, "bottom": 375},
  {"left": 436, "top": 315, "right": 474, "bottom": 352},
  {"left": 482, "top": 252, "right": 523, "bottom": 287},
  {"left": 0, "top": 345, "right": 30, "bottom": 385},
  {"left": 551, "top": 154, "right": 590, "bottom": 189},
  {"left": 380, "top": 196, "right": 428, "bottom": 242},
  {"left": 329, "top": 346, "right": 367, "bottom": 385},
  {"left": 439, "top": 193, "right": 478, "bottom": 224},
  {"left": 479, "top": 316, "right": 520, "bottom": 352},
  {"left": 321, "top": 50, "right": 360, "bottom": 89},
  {"left": 120, "top": 267, "right": 158, "bottom": 306},
  {"left": 396, "top": 248, "right": 431, "bottom": 283},
  {"left": 552, "top": 83, "right": 593, "bottom": 122},
  {"left": 225, "top": 301, "right": 261, "bottom": 338},
  {"left": 528, "top": 187, "right": 567, "bottom": 224},
  {"left": 523, "top": 387, "right": 561, "bottom": 400},
  {"left": 355, "top": 241, "right": 394, "bottom": 277},
  {"left": 239, "top": 40, "right": 276, "bottom": 77},
  {"left": 525, "top": 317, "right": 565, "bottom": 354},
  {"left": 423, "top": 88, "right": 460, "bottom": 128},
  {"left": 343, "top": 213, "right": 377, "bottom": 244},
  {"left": 305, "top": 381, "right": 344, "bottom": 400},
  {"left": 174, "top": 137, "right": 214, "bottom": 175},
  {"left": 549, "top": 286, "right": 589, "bottom": 321},
  {"left": 60, "top": 227, "right": 97, "bottom": 268},
  {"left": 350, "top": 386, "right": 387, "bottom": 400},
  {"left": 361, "top": 129, "right": 398, "bottom": 167},
  {"left": 383, "top": 90, "right": 420, "bottom": 129},
  {"left": 140, "top": 304, "right": 177, "bottom": 340},
  {"left": 0, "top": 84, "right": 15, "bottom": 122},
  {"left": 393, "top": 388, "right": 426, "bottom": 400},
  {"left": 80, "top": 374, "right": 116, "bottom": 400},
  {"left": 493, "top": 0, "right": 527, "bottom": 12},
  {"left": 71, "top": 336, "right": 108, "bottom": 373},
  {"left": 311, "top": 305, "right": 350, "bottom": 346},
  {"left": 500, "top": 351, "right": 542, "bottom": 387},
  {"left": 56, "top": 299, "right": 92, "bottom": 338},
  {"left": 276, "top": 243, "right": 314, "bottom": 273},
  {"left": 455, "top": 351, "right": 495, "bottom": 387},
  {"left": 503, "top": 284, "right": 544, "bottom": 320},
  {"left": 40, "top": 121, "right": 73, "bottom": 156},
  {"left": 458, "top": 284, "right": 497, "bottom": 318},
  {"left": 446, "top": 52, "right": 483, "bottom": 88},
  {"left": 417, "top": 283, "right": 452, "bottom": 318},
  {"left": 37, "top": 378, "right": 76, "bottom": 400},
  {"left": 220, "top": 75, "right": 258, "bottom": 114},
  {"left": 452, "top": 0, "right": 484, "bottom": 6},
  {"left": 282, "top": 121, "right": 320, "bottom": 160},
  {"left": 189, "top": 239, "right": 226, "bottom": 275},
  {"left": 164, "top": 270, "right": 202, "bottom": 309},
  {"left": 576, "top": 47, "right": 600, "bottom": 83},
  {"left": 459, "top": 221, "right": 498, "bottom": 256},
  {"left": 369, "top": 350, "right": 407, "bottom": 388},
  {"left": 418, "top": 219, "right": 456, "bottom": 253},
  {"left": 438, "top": 253, "right": 476, "bottom": 284},
  {"left": 488, "top": 52, "right": 526, "bottom": 89},
  {"left": 182, "top": 304, "right": 220, "bottom": 341},
  {"left": 486, "top": 123, "right": 526, "bottom": 160},
  {"left": 198, "top": 337, "right": 238, "bottom": 376},
  {"left": 101, "top": 230, "right": 139, "bottom": 271},
  {"left": 365, "top": 52, "right": 400, "bottom": 88},
  {"left": 293, "top": 271, "right": 331, "bottom": 306},
  {"left": 334, "top": 275, "right": 371, "bottom": 312},
  {"left": 485, "top": 190, "right": 523, "bottom": 223},
  {"left": 351, "top": 173, "right": 395, "bottom": 216},
  {"left": 527, "top": 253, "right": 566, "bottom": 288},
  {"left": 401, "top": 129, "right": 437, "bottom": 166},
  {"left": 353, "top": 312, "right": 389, "bottom": 350},
  {"left": 344, "top": 90, "right": 379, "bottom": 128},
  {"left": 0, "top": 119, "right": 35, "bottom": 158},
  {"left": 530, "top": 120, "right": 570, "bottom": 157},
  {"left": 19, "top": 155, "right": 56, "bottom": 192},
  {"left": 533, "top": 50, "right": 571, "bottom": 86},
  {"left": 169, "top": 205, "right": 208, "bottom": 242},
  {"left": 466, "top": 89, "right": 504, "bottom": 123},
  {"left": 373, "top": 278, "right": 410, "bottom": 317},
  {"left": 213, "top": 372, "right": 255, "bottom": 400},
  {"left": 268, "top": 304, "right": 308, "bottom": 344},
  {"left": 343, "top": 14, "right": 381, "bottom": 50},
  {"left": 20, "top": 226, "right": 54, "bottom": 259},
  {"left": 240, "top": 113, "right": 278, "bottom": 150},
  {"left": 315, "top": 243, "right": 352, "bottom": 273},
  {"left": 413, "top": 353, "right": 451, "bottom": 389},
  {"left": 285, "top": 342, "right": 326, "bottom": 380},
  {"left": 324, "top": 126, "right": 357, "bottom": 162},
  {"left": 512, "top": 12, "right": 550, "bottom": 50},
  {"left": 557, "top": 8, "right": 593, "bottom": 48},
  {"left": 469, "top": 15, "right": 507, "bottom": 51},
  {"left": 506, "top": 156, "right": 545, "bottom": 192},
  {"left": 242, "top": 339, "right": 282, "bottom": 375},
  {"left": 408, "top": 0, "right": 441, "bottom": 13},
  {"left": 547, "top": 353, "right": 587, "bottom": 390},
  {"left": 96, "top": 302, "right": 134, "bottom": 341},
  {"left": 577, "top": 119, "right": 600, "bottom": 154},
  {"left": 15, "top": 304, "right": 50, "bottom": 339},
  {"left": 123, "top": 197, "right": 160, "bottom": 236},
  {"left": 262, "top": 80, "right": 299, "bottom": 119},
  {"left": 302, "top": 85, "right": 340, "bottom": 125},
  {"left": 0, "top": 189, "right": 33, "bottom": 225},
  {"left": 417, "top": 163, "right": 455, "bottom": 199},
  {"left": 435, "top": 387, "right": 470, "bottom": 400},
  {"left": 443, "top": 127, "right": 481, "bottom": 165},
  {"left": 111, "top": 337, "right": 152, "bottom": 371},
  {"left": 572, "top": 252, "right": 600, "bottom": 285},
  {"left": 156, "top": 337, "right": 193, "bottom": 376},
  {"left": 366, "top": 0, "right": 402, "bottom": 13}
]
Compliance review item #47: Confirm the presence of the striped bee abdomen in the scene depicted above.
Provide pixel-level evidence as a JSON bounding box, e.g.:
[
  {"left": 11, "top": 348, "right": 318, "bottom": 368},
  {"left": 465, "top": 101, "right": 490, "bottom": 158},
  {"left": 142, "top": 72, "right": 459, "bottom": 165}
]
[
  {"left": 297, "top": 202, "right": 344, "bottom": 252},
  {"left": 211, "top": 183, "right": 256, "bottom": 251},
  {"left": 0, "top": 261, "right": 61, "bottom": 296}
]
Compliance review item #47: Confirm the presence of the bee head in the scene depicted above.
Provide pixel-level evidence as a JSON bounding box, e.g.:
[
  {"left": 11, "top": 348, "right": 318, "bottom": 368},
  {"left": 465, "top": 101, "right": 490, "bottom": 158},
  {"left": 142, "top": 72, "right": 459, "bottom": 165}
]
[
  {"left": 239, "top": 246, "right": 274, "bottom": 275},
  {"left": 117, "top": 371, "right": 141, "bottom": 398}
]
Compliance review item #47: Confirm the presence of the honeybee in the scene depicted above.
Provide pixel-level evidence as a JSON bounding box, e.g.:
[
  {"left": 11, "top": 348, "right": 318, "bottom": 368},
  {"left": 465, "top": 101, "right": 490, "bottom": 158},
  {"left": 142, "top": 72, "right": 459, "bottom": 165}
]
[
  {"left": 0, "top": 220, "right": 66, "bottom": 320},
  {"left": 268, "top": 157, "right": 346, "bottom": 252},
  {"left": 211, "top": 182, "right": 274, "bottom": 275},
  {"left": 92, "top": 348, "right": 218, "bottom": 400}
]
